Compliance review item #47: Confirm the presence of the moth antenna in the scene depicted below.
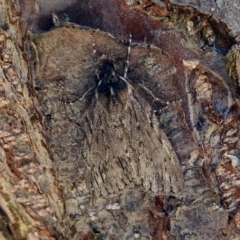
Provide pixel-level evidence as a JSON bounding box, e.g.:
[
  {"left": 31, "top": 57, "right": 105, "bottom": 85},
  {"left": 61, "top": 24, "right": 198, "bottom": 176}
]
[
  {"left": 91, "top": 33, "right": 97, "bottom": 62},
  {"left": 124, "top": 33, "right": 132, "bottom": 79},
  {"left": 138, "top": 83, "right": 164, "bottom": 104},
  {"left": 80, "top": 86, "right": 96, "bottom": 101},
  {"left": 118, "top": 75, "right": 134, "bottom": 89},
  {"left": 138, "top": 83, "right": 182, "bottom": 111},
  {"left": 60, "top": 86, "right": 95, "bottom": 104}
]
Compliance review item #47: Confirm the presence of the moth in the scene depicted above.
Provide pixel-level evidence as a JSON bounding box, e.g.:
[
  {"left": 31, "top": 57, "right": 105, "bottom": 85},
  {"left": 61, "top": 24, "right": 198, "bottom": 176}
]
[
  {"left": 33, "top": 23, "right": 184, "bottom": 197},
  {"left": 78, "top": 40, "right": 184, "bottom": 197}
]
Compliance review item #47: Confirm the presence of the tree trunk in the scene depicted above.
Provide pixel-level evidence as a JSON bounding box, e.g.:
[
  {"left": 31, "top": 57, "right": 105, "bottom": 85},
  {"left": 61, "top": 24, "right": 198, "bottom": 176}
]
[{"left": 0, "top": 0, "right": 240, "bottom": 239}]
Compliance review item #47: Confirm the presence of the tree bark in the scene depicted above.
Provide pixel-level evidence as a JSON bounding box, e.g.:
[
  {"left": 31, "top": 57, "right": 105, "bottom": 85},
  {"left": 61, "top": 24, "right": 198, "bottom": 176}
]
[{"left": 0, "top": 0, "right": 240, "bottom": 239}]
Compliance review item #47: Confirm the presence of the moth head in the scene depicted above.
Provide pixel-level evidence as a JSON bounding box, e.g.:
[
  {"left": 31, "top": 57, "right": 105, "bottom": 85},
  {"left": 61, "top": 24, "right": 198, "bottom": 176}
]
[
  {"left": 97, "top": 54, "right": 115, "bottom": 80},
  {"left": 96, "top": 54, "right": 127, "bottom": 97}
]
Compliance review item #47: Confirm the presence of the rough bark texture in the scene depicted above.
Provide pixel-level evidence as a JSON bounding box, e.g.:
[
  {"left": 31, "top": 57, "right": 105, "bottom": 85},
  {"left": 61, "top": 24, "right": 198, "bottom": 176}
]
[{"left": 0, "top": 0, "right": 240, "bottom": 239}]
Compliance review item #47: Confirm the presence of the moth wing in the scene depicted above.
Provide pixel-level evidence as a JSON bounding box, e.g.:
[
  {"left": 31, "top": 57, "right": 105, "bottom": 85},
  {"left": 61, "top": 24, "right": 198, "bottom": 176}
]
[
  {"left": 130, "top": 95, "right": 184, "bottom": 194},
  {"left": 84, "top": 92, "right": 184, "bottom": 196},
  {"left": 84, "top": 100, "right": 137, "bottom": 196}
]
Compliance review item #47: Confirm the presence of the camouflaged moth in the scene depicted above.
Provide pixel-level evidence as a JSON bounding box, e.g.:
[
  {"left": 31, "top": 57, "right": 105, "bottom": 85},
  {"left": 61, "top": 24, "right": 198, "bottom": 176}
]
[{"left": 33, "top": 17, "right": 184, "bottom": 196}]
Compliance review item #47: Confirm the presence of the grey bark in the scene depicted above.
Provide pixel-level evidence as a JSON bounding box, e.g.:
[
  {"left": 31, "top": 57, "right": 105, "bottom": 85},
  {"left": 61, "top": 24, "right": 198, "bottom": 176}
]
[{"left": 0, "top": 0, "right": 240, "bottom": 239}]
